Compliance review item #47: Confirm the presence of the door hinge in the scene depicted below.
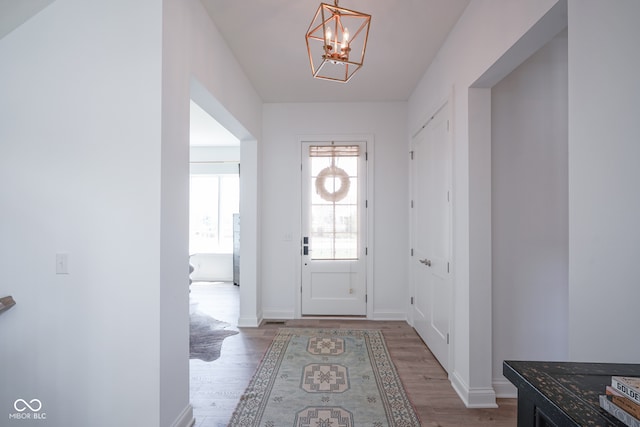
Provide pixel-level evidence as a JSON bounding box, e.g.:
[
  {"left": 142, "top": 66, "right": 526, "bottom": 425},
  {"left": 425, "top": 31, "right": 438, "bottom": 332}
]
[
  {"left": 447, "top": 262, "right": 450, "bottom": 273},
  {"left": 365, "top": 152, "right": 368, "bottom": 161},
  {"left": 410, "top": 150, "right": 414, "bottom": 160},
  {"left": 411, "top": 248, "right": 414, "bottom": 256},
  {"left": 447, "top": 120, "right": 450, "bottom": 131},
  {"left": 410, "top": 297, "right": 414, "bottom": 305},
  {"left": 365, "top": 200, "right": 368, "bottom": 208},
  {"left": 447, "top": 333, "right": 450, "bottom": 344},
  {"left": 447, "top": 191, "right": 450, "bottom": 202},
  {"left": 411, "top": 200, "right": 414, "bottom": 208},
  {"left": 301, "top": 286, "right": 303, "bottom": 294},
  {"left": 365, "top": 294, "right": 368, "bottom": 303},
  {"left": 365, "top": 247, "right": 368, "bottom": 256}
]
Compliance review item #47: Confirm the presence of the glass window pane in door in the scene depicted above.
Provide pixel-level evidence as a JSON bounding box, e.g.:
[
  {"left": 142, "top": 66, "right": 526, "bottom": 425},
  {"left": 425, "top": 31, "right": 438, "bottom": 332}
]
[{"left": 309, "top": 146, "right": 359, "bottom": 260}]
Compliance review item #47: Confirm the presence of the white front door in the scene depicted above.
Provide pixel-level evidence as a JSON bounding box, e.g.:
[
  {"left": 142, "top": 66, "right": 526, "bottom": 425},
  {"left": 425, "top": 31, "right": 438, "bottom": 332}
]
[
  {"left": 411, "top": 106, "right": 452, "bottom": 371},
  {"left": 301, "top": 141, "right": 367, "bottom": 316}
]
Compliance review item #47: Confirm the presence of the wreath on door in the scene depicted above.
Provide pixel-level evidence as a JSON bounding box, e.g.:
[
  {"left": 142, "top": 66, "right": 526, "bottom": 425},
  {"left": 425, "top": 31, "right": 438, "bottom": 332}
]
[{"left": 315, "top": 165, "right": 351, "bottom": 202}]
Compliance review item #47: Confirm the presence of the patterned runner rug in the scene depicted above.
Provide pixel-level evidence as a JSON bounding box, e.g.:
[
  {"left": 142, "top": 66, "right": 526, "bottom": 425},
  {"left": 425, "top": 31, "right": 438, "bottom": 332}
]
[{"left": 228, "top": 328, "right": 421, "bottom": 427}]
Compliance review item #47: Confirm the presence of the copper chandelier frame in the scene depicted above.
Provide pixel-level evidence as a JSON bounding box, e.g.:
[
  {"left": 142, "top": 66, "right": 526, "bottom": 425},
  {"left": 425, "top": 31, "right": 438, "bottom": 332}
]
[{"left": 305, "top": 0, "right": 371, "bottom": 83}]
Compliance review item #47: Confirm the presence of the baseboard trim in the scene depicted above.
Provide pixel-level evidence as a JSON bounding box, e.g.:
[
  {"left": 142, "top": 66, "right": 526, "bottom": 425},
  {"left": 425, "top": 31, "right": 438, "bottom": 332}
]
[
  {"left": 451, "top": 371, "right": 498, "bottom": 408},
  {"left": 493, "top": 377, "right": 518, "bottom": 398},
  {"left": 371, "top": 311, "right": 408, "bottom": 321},
  {"left": 261, "top": 311, "right": 408, "bottom": 322},
  {"left": 262, "top": 310, "right": 295, "bottom": 320},
  {"left": 237, "top": 315, "right": 262, "bottom": 327},
  {"left": 171, "top": 404, "right": 195, "bottom": 427}
]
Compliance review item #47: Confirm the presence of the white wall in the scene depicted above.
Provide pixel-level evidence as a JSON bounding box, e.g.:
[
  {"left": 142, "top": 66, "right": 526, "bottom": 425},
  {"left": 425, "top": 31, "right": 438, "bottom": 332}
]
[
  {"left": 160, "top": 1, "right": 192, "bottom": 424},
  {"left": 568, "top": 0, "right": 640, "bottom": 362},
  {"left": 408, "top": 0, "right": 565, "bottom": 407},
  {"left": 0, "top": 0, "right": 262, "bottom": 425},
  {"left": 261, "top": 102, "right": 408, "bottom": 320},
  {"left": 0, "top": 1, "right": 164, "bottom": 426},
  {"left": 190, "top": 146, "right": 240, "bottom": 165},
  {"left": 190, "top": 254, "right": 233, "bottom": 282},
  {"left": 154, "top": 0, "right": 265, "bottom": 422},
  {"left": 186, "top": 0, "right": 263, "bottom": 328},
  {"left": 491, "top": 31, "right": 569, "bottom": 396}
]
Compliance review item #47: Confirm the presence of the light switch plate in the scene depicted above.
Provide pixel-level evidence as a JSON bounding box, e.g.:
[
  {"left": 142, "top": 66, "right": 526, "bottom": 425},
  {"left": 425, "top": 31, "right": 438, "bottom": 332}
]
[{"left": 56, "top": 253, "right": 69, "bottom": 274}]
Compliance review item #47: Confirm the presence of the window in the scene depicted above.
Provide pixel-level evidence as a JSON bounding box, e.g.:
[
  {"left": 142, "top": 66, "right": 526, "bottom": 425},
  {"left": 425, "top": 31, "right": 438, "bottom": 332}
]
[
  {"left": 309, "top": 145, "right": 359, "bottom": 260},
  {"left": 189, "top": 173, "right": 239, "bottom": 254}
]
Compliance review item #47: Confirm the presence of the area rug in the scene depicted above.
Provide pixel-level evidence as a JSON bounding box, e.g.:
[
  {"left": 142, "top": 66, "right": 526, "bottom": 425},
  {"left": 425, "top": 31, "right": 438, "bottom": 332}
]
[
  {"left": 228, "top": 328, "right": 421, "bottom": 426},
  {"left": 189, "top": 312, "right": 238, "bottom": 362}
]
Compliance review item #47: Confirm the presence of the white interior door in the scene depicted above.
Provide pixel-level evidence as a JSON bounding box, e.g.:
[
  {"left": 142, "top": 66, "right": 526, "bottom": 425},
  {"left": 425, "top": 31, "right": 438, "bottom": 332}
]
[
  {"left": 411, "top": 106, "right": 452, "bottom": 371},
  {"left": 301, "top": 142, "right": 367, "bottom": 316}
]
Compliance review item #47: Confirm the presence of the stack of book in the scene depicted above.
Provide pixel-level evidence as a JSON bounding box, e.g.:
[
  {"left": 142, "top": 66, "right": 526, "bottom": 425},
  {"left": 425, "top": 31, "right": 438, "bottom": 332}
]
[{"left": 599, "top": 376, "right": 640, "bottom": 427}]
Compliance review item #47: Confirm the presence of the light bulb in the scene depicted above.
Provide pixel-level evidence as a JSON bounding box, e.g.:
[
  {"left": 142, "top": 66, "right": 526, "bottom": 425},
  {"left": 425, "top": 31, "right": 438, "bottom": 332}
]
[{"left": 341, "top": 27, "right": 349, "bottom": 50}]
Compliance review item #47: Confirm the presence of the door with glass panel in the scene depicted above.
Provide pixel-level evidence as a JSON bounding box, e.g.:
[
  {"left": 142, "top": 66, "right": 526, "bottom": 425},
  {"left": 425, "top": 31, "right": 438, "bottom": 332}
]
[{"left": 301, "top": 141, "right": 367, "bottom": 315}]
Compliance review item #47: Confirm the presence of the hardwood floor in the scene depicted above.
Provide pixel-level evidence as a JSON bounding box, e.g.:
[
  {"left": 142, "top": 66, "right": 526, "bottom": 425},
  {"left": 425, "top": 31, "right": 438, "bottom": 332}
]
[{"left": 189, "top": 282, "right": 517, "bottom": 427}]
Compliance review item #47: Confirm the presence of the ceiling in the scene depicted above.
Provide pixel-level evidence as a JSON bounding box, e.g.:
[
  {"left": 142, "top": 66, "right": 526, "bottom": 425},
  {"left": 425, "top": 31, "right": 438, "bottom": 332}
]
[
  {"left": 190, "top": 101, "right": 239, "bottom": 146},
  {"left": 1, "top": 1, "right": 469, "bottom": 104},
  {"left": 0, "top": 1, "right": 470, "bottom": 143},
  {"left": 0, "top": 0, "right": 54, "bottom": 40},
  {"left": 201, "top": 0, "right": 470, "bottom": 103}
]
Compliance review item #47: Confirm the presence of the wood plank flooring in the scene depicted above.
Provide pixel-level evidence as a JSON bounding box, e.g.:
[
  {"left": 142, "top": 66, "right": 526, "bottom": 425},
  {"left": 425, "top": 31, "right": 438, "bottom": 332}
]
[{"left": 189, "top": 282, "right": 517, "bottom": 427}]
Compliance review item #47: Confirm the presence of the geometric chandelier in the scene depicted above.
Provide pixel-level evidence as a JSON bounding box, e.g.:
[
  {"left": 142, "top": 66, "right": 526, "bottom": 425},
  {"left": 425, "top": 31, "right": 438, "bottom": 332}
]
[{"left": 305, "top": 0, "right": 371, "bottom": 83}]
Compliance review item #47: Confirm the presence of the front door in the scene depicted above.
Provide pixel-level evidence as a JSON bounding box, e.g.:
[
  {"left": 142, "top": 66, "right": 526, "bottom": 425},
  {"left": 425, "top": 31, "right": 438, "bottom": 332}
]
[
  {"left": 411, "top": 106, "right": 452, "bottom": 371},
  {"left": 301, "top": 141, "right": 367, "bottom": 316}
]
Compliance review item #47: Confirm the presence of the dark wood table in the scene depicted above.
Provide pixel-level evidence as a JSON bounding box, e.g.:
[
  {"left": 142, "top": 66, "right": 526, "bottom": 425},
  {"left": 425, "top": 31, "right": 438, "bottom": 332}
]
[{"left": 503, "top": 360, "right": 640, "bottom": 426}]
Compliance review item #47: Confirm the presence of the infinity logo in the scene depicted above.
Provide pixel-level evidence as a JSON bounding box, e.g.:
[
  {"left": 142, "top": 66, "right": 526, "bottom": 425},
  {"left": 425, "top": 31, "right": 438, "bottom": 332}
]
[{"left": 14, "top": 399, "right": 42, "bottom": 412}]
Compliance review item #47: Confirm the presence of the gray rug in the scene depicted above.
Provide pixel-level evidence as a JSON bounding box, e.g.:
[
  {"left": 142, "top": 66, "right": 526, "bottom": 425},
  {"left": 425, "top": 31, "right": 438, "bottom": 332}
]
[
  {"left": 229, "top": 328, "right": 422, "bottom": 426},
  {"left": 189, "top": 312, "right": 238, "bottom": 362}
]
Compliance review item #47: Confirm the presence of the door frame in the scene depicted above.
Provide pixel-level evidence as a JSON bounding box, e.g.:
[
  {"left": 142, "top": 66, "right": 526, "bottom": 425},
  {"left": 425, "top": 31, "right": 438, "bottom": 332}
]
[
  {"left": 409, "top": 97, "right": 455, "bottom": 373},
  {"left": 294, "top": 134, "right": 375, "bottom": 318}
]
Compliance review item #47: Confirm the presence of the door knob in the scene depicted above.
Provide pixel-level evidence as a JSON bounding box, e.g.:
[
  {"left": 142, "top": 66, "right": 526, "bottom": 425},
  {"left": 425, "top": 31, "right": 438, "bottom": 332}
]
[{"left": 419, "top": 258, "right": 432, "bottom": 267}]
